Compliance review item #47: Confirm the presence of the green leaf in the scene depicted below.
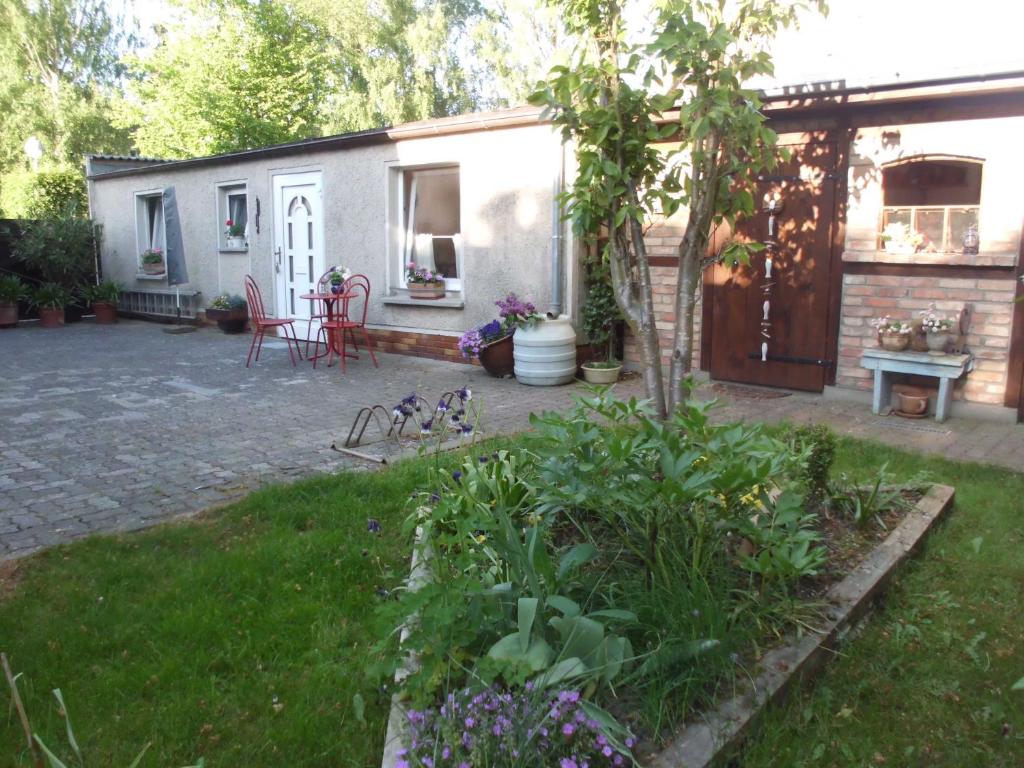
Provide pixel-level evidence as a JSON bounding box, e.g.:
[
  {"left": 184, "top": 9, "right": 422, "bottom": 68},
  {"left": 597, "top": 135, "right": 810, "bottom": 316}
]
[
  {"left": 536, "top": 657, "right": 588, "bottom": 687},
  {"left": 1012, "top": 675, "right": 1024, "bottom": 691},
  {"left": 52, "top": 689, "right": 82, "bottom": 762},
  {"left": 547, "top": 595, "right": 581, "bottom": 617},
  {"left": 352, "top": 693, "right": 366, "bottom": 724},
  {"left": 518, "top": 597, "right": 538, "bottom": 653},
  {"left": 970, "top": 536, "right": 983, "bottom": 555},
  {"left": 558, "top": 543, "right": 597, "bottom": 581},
  {"left": 126, "top": 743, "right": 152, "bottom": 768},
  {"left": 32, "top": 736, "right": 69, "bottom": 768}
]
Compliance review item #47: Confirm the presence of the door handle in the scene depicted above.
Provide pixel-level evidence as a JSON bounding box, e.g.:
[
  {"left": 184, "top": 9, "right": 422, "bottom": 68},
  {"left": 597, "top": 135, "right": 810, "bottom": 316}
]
[{"left": 274, "top": 247, "right": 281, "bottom": 273}]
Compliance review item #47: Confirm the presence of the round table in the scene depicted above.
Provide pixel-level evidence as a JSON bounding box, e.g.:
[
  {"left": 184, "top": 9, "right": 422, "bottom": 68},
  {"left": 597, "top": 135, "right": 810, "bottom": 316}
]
[{"left": 300, "top": 291, "right": 355, "bottom": 362}]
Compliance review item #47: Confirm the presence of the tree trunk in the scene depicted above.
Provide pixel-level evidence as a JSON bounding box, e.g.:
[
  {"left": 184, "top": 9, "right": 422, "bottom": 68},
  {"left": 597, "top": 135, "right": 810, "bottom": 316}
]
[{"left": 669, "top": 237, "right": 703, "bottom": 411}]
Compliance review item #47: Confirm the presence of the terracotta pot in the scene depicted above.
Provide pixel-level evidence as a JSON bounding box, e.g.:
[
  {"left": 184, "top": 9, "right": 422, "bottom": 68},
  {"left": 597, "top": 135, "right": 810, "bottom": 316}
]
[
  {"left": 142, "top": 261, "right": 165, "bottom": 275},
  {"left": 581, "top": 363, "right": 623, "bottom": 384},
  {"left": 0, "top": 302, "right": 17, "bottom": 328},
  {"left": 894, "top": 392, "right": 929, "bottom": 416},
  {"left": 38, "top": 307, "right": 64, "bottom": 328},
  {"left": 205, "top": 307, "right": 248, "bottom": 334},
  {"left": 477, "top": 334, "right": 515, "bottom": 377},
  {"left": 925, "top": 331, "right": 951, "bottom": 354},
  {"left": 879, "top": 332, "right": 910, "bottom": 352},
  {"left": 408, "top": 281, "right": 445, "bottom": 300},
  {"left": 93, "top": 301, "right": 118, "bottom": 324}
]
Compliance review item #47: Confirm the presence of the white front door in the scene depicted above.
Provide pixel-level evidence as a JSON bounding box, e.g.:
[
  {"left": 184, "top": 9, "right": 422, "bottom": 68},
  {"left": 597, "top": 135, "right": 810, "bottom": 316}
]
[{"left": 273, "top": 172, "right": 324, "bottom": 334}]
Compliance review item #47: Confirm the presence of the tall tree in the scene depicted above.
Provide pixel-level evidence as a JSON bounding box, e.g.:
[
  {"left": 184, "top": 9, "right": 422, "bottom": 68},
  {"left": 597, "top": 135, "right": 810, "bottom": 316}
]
[
  {"left": 532, "top": 0, "right": 824, "bottom": 418},
  {"left": 0, "top": 0, "right": 134, "bottom": 214}
]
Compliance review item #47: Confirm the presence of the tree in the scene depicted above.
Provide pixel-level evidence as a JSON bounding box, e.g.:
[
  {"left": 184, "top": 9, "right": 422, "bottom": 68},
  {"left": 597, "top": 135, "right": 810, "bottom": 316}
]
[
  {"left": 531, "top": 0, "right": 824, "bottom": 418},
  {"left": 0, "top": 0, "right": 134, "bottom": 215}
]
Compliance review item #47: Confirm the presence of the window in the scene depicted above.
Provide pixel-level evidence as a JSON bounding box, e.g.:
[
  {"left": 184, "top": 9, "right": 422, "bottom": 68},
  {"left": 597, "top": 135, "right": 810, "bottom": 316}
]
[
  {"left": 880, "top": 157, "right": 982, "bottom": 253},
  {"left": 217, "top": 182, "right": 248, "bottom": 249},
  {"left": 401, "top": 167, "right": 462, "bottom": 291},
  {"left": 134, "top": 190, "right": 165, "bottom": 267}
]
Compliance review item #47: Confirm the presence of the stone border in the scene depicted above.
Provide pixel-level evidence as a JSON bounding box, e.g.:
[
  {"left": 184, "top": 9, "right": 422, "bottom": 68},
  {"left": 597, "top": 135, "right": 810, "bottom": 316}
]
[
  {"left": 381, "top": 484, "right": 956, "bottom": 768},
  {"left": 648, "top": 483, "right": 955, "bottom": 768}
]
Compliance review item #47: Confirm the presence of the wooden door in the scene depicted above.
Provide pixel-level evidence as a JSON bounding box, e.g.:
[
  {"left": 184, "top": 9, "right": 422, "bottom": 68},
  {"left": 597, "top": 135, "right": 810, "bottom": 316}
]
[{"left": 709, "top": 140, "right": 837, "bottom": 392}]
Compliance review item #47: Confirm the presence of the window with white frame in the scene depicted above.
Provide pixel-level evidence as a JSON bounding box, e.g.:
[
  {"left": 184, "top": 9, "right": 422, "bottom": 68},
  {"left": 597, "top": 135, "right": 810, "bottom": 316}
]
[
  {"left": 400, "top": 166, "right": 462, "bottom": 291},
  {"left": 217, "top": 182, "right": 248, "bottom": 249},
  {"left": 135, "top": 190, "right": 165, "bottom": 266},
  {"left": 880, "top": 157, "right": 982, "bottom": 253}
]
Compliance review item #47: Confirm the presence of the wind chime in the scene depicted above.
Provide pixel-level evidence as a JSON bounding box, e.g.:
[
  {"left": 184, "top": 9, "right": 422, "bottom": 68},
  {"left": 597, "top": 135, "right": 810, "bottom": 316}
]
[{"left": 759, "top": 193, "right": 782, "bottom": 363}]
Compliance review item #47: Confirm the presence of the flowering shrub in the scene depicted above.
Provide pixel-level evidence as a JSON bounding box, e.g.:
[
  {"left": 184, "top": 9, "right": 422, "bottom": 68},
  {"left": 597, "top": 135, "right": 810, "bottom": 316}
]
[
  {"left": 400, "top": 687, "right": 634, "bottom": 768},
  {"left": 496, "top": 293, "right": 540, "bottom": 331},
  {"left": 209, "top": 293, "right": 246, "bottom": 310},
  {"left": 407, "top": 261, "right": 444, "bottom": 284},
  {"left": 458, "top": 319, "right": 507, "bottom": 360}
]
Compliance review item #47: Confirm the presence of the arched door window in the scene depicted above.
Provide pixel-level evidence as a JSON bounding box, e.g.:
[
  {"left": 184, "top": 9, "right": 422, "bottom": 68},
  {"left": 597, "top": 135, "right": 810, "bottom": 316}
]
[{"left": 880, "top": 156, "right": 982, "bottom": 253}]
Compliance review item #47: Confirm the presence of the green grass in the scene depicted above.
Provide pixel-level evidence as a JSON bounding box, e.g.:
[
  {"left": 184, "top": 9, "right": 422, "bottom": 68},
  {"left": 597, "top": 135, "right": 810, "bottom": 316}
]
[
  {"left": 1, "top": 436, "right": 1022, "bottom": 767},
  {"left": 738, "top": 437, "right": 1024, "bottom": 767},
  {"left": 0, "top": 454, "right": 448, "bottom": 767}
]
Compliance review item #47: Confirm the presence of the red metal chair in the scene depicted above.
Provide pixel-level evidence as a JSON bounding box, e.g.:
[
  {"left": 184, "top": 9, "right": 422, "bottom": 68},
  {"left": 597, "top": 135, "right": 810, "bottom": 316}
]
[
  {"left": 304, "top": 266, "right": 344, "bottom": 358},
  {"left": 244, "top": 275, "right": 304, "bottom": 367},
  {"left": 312, "top": 274, "right": 379, "bottom": 374}
]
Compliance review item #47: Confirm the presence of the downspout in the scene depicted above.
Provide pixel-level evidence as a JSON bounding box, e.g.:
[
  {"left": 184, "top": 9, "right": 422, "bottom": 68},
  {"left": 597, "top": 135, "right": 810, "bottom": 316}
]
[{"left": 547, "top": 140, "right": 566, "bottom": 317}]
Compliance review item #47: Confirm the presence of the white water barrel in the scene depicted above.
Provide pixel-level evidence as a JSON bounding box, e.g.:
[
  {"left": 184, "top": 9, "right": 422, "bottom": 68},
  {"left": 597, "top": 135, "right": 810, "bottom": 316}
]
[{"left": 513, "top": 315, "right": 577, "bottom": 386}]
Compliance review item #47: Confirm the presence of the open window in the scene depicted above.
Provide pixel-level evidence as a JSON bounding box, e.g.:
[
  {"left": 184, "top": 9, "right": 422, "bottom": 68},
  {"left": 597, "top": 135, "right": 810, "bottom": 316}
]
[
  {"left": 217, "top": 182, "right": 248, "bottom": 249},
  {"left": 401, "top": 166, "right": 462, "bottom": 291},
  {"left": 134, "top": 190, "right": 166, "bottom": 269},
  {"left": 880, "top": 156, "right": 982, "bottom": 253}
]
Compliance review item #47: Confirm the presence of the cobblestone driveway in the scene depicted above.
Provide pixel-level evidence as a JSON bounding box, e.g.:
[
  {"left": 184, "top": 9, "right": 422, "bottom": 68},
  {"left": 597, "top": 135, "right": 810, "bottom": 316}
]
[
  {"left": 0, "top": 321, "right": 608, "bottom": 560},
  {"left": 3, "top": 320, "right": 1021, "bottom": 560}
]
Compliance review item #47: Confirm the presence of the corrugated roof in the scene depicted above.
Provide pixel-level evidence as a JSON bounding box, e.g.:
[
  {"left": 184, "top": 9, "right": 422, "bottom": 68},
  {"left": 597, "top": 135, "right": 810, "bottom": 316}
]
[{"left": 85, "top": 153, "right": 172, "bottom": 163}]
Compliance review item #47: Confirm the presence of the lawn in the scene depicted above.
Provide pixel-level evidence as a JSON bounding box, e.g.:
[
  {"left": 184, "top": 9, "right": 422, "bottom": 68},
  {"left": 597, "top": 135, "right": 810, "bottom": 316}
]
[{"left": 1, "top": 434, "right": 1022, "bottom": 767}]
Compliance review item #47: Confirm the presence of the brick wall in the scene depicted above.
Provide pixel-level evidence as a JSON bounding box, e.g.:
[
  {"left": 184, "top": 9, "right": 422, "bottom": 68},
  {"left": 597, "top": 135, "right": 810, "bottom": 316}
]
[
  {"left": 622, "top": 221, "right": 703, "bottom": 370},
  {"left": 836, "top": 273, "right": 1018, "bottom": 404},
  {"left": 364, "top": 328, "right": 472, "bottom": 365}
]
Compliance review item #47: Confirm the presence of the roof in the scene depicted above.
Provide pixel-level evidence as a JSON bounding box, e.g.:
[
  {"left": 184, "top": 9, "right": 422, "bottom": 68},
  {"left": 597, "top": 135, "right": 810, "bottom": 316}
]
[
  {"left": 85, "top": 153, "right": 171, "bottom": 164},
  {"left": 87, "top": 71, "right": 1024, "bottom": 182}
]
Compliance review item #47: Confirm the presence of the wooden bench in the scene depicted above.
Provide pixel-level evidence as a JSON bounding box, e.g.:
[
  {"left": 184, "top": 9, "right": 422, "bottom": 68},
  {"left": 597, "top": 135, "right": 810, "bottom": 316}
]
[{"left": 860, "top": 349, "right": 974, "bottom": 423}]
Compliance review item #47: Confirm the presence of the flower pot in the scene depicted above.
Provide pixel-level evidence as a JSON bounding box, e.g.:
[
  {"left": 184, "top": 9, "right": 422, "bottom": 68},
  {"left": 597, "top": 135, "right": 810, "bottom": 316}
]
[
  {"left": 38, "top": 307, "right": 64, "bottom": 328},
  {"left": 330, "top": 283, "right": 344, "bottom": 294},
  {"left": 0, "top": 302, "right": 17, "bottom": 328},
  {"left": 205, "top": 307, "right": 248, "bottom": 334},
  {"left": 142, "top": 261, "right": 165, "bottom": 275},
  {"left": 910, "top": 328, "right": 930, "bottom": 352},
  {"left": 408, "top": 281, "right": 446, "bottom": 300},
  {"left": 225, "top": 236, "right": 246, "bottom": 249},
  {"left": 477, "top": 334, "right": 515, "bottom": 377},
  {"left": 925, "top": 331, "right": 951, "bottom": 353},
  {"left": 513, "top": 315, "right": 577, "bottom": 386},
  {"left": 879, "top": 332, "right": 909, "bottom": 352},
  {"left": 93, "top": 301, "right": 118, "bottom": 324},
  {"left": 581, "top": 363, "right": 623, "bottom": 384},
  {"left": 894, "top": 392, "right": 929, "bottom": 417}
]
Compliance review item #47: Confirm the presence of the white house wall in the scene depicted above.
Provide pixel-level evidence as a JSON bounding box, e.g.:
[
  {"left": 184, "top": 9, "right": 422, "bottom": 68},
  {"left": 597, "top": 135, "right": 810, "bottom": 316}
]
[{"left": 88, "top": 123, "right": 570, "bottom": 338}]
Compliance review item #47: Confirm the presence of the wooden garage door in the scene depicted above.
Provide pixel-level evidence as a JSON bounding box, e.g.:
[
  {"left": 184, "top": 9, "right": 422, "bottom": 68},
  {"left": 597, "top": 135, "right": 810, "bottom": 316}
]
[{"left": 709, "top": 140, "right": 838, "bottom": 392}]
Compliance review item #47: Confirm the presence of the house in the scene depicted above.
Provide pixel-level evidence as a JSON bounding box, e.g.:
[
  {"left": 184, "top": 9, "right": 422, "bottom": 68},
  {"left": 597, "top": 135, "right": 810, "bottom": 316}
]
[{"left": 85, "top": 72, "right": 1024, "bottom": 422}]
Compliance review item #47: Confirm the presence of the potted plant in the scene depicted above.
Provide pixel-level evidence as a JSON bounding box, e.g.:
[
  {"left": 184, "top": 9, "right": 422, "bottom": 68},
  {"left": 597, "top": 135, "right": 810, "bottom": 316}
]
[
  {"left": 328, "top": 267, "right": 351, "bottom": 294},
  {"left": 32, "top": 283, "right": 73, "bottom": 327},
  {"left": 0, "top": 274, "right": 26, "bottom": 328},
  {"left": 81, "top": 281, "right": 121, "bottom": 324},
  {"left": 206, "top": 293, "right": 248, "bottom": 333},
  {"left": 579, "top": 268, "right": 624, "bottom": 383},
  {"left": 141, "top": 248, "right": 165, "bottom": 275},
  {"left": 224, "top": 219, "right": 246, "bottom": 249},
  {"left": 919, "top": 304, "right": 955, "bottom": 353},
  {"left": 869, "top": 315, "right": 912, "bottom": 352},
  {"left": 880, "top": 222, "right": 924, "bottom": 255},
  {"left": 459, "top": 319, "right": 513, "bottom": 376},
  {"left": 406, "top": 262, "right": 445, "bottom": 299}
]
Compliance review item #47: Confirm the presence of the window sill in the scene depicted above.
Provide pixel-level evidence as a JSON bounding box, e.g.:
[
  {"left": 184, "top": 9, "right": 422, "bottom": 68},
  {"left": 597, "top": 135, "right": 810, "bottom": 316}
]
[
  {"left": 218, "top": 247, "right": 249, "bottom": 254},
  {"left": 842, "top": 249, "right": 1017, "bottom": 268},
  {"left": 136, "top": 273, "right": 167, "bottom": 281},
  {"left": 383, "top": 292, "right": 465, "bottom": 309}
]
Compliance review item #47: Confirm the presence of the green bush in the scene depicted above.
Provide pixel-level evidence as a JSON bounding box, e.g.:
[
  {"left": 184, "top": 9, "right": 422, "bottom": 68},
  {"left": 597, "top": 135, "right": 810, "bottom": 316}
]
[
  {"left": 8, "top": 207, "right": 100, "bottom": 288},
  {"left": 785, "top": 423, "right": 836, "bottom": 504},
  {"left": 0, "top": 168, "right": 87, "bottom": 219}
]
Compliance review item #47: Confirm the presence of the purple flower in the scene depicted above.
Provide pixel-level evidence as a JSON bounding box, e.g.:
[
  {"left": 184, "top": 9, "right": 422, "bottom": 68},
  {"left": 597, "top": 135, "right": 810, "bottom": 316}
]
[
  {"left": 478, "top": 455, "right": 489, "bottom": 463},
  {"left": 366, "top": 518, "right": 381, "bottom": 533},
  {"left": 560, "top": 759, "right": 578, "bottom": 768},
  {"left": 562, "top": 723, "right": 575, "bottom": 736},
  {"left": 452, "top": 471, "right": 462, "bottom": 484}
]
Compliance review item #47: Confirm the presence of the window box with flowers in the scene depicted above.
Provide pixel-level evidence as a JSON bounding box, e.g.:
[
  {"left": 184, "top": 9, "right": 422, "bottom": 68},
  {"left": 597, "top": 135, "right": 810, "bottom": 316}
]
[
  {"left": 406, "top": 262, "right": 445, "bottom": 299},
  {"left": 140, "top": 248, "right": 165, "bottom": 276},
  {"left": 224, "top": 218, "right": 246, "bottom": 249}
]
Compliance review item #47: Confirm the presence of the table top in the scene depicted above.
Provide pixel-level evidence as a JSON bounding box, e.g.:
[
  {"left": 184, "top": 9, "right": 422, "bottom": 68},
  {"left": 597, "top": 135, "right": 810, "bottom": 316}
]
[
  {"left": 300, "top": 291, "right": 355, "bottom": 300},
  {"left": 860, "top": 347, "right": 973, "bottom": 375}
]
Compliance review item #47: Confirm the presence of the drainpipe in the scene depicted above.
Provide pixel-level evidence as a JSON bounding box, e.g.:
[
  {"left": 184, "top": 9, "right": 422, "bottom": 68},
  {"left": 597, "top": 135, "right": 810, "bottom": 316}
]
[{"left": 547, "top": 140, "right": 566, "bottom": 317}]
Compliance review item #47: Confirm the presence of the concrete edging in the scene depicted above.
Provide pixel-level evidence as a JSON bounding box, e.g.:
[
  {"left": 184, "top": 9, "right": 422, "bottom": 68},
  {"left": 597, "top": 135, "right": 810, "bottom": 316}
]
[{"left": 380, "top": 484, "right": 956, "bottom": 768}]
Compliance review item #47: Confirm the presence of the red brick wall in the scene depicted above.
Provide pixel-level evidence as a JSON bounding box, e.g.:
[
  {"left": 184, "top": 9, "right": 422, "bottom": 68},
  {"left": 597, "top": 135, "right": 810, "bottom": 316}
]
[
  {"left": 364, "top": 328, "right": 472, "bottom": 365},
  {"left": 836, "top": 273, "right": 1017, "bottom": 404},
  {"left": 622, "top": 222, "right": 703, "bottom": 370}
]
